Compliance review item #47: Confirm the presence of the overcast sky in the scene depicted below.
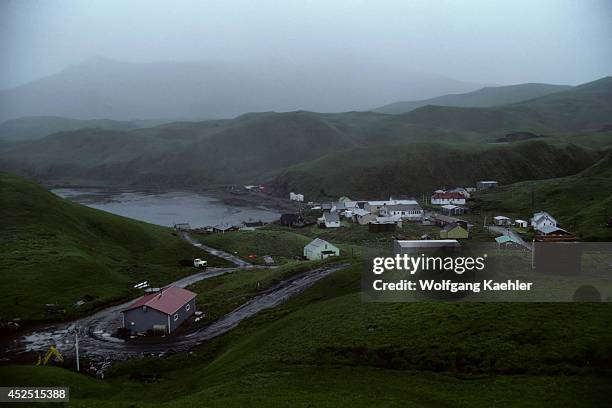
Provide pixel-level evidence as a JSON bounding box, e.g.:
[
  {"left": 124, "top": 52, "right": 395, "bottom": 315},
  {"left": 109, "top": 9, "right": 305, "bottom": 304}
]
[{"left": 1, "top": 0, "right": 611, "bottom": 90}]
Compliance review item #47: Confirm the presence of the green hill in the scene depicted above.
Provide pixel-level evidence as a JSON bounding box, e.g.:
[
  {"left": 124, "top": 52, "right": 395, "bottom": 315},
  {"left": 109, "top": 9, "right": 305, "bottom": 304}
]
[
  {"left": 0, "top": 77, "right": 610, "bottom": 191},
  {"left": 472, "top": 153, "right": 612, "bottom": 240},
  {"left": 0, "top": 116, "right": 138, "bottom": 142},
  {"left": 271, "top": 141, "right": 600, "bottom": 199},
  {"left": 0, "top": 172, "right": 228, "bottom": 321},
  {"left": 374, "top": 83, "right": 571, "bottom": 114},
  {"left": 2, "top": 262, "right": 611, "bottom": 406},
  {"left": 399, "top": 77, "right": 612, "bottom": 132}
]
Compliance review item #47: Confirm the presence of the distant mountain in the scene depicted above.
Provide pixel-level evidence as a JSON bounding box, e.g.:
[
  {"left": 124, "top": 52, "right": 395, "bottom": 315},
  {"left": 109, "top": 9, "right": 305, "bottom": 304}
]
[
  {"left": 0, "top": 116, "right": 140, "bottom": 142},
  {"left": 0, "top": 57, "right": 480, "bottom": 121},
  {"left": 374, "top": 83, "right": 572, "bottom": 114}
]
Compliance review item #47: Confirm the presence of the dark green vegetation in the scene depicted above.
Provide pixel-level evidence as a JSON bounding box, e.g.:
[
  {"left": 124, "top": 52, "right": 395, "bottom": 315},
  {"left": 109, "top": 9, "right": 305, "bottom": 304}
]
[
  {"left": 473, "top": 153, "right": 612, "bottom": 240},
  {"left": 1, "top": 77, "right": 610, "bottom": 197},
  {"left": 272, "top": 140, "right": 600, "bottom": 199},
  {"left": 0, "top": 173, "right": 230, "bottom": 322},
  {"left": 2, "top": 263, "right": 611, "bottom": 406},
  {"left": 374, "top": 82, "right": 571, "bottom": 114},
  {"left": 196, "top": 229, "right": 312, "bottom": 265},
  {"left": 0, "top": 116, "right": 139, "bottom": 142}
]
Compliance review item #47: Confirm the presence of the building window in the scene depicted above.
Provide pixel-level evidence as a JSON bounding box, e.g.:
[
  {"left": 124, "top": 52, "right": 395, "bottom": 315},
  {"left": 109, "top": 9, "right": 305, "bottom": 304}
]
[
  {"left": 142, "top": 306, "right": 147, "bottom": 312},
  {"left": 185, "top": 303, "right": 191, "bottom": 312},
  {"left": 174, "top": 313, "right": 179, "bottom": 321}
]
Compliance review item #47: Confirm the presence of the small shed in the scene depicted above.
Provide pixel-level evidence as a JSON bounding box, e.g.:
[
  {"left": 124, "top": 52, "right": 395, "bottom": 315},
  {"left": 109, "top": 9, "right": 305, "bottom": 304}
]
[
  {"left": 493, "top": 216, "right": 512, "bottom": 226},
  {"left": 440, "top": 222, "right": 469, "bottom": 239},
  {"left": 515, "top": 219, "right": 528, "bottom": 228},
  {"left": 477, "top": 181, "right": 499, "bottom": 190}
]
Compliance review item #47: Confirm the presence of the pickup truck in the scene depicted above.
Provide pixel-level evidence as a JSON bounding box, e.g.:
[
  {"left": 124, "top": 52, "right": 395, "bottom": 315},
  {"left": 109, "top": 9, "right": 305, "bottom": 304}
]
[{"left": 193, "top": 258, "right": 207, "bottom": 269}]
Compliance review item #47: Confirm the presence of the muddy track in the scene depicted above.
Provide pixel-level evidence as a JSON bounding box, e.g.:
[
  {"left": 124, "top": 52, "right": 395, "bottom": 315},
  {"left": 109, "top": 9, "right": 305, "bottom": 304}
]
[{"left": 3, "top": 264, "right": 347, "bottom": 362}]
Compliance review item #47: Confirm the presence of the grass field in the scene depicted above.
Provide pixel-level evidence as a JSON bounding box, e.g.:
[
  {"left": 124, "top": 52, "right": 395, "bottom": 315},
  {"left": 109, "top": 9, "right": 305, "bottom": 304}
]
[
  {"left": 0, "top": 172, "right": 231, "bottom": 322},
  {"left": 1, "top": 263, "right": 611, "bottom": 406}
]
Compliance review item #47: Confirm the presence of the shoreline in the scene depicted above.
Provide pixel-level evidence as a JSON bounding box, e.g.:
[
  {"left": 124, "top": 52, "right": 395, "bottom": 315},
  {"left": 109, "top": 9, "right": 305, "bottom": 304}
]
[{"left": 45, "top": 181, "right": 299, "bottom": 214}]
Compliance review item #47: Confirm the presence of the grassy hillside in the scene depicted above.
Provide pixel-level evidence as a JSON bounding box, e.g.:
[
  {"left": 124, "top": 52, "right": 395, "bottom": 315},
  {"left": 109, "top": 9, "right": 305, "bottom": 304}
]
[
  {"left": 472, "top": 153, "right": 612, "bottom": 240},
  {"left": 196, "top": 229, "right": 313, "bottom": 265},
  {"left": 399, "top": 77, "right": 612, "bottom": 132},
  {"left": 0, "top": 172, "right": 229, "bottom": 321},
  {"left": 2, "top": 263, "right": 611, "bottom": 406},
  {"left": 0, "top": 116, "right": 138, "bottom": 142},
  {"left": 0, "top": 77, "right": 610, "bottom": 189},
  {"left": 374, "top": 83, "right": 571, "bottom": 114},
  {"left": 271, "top": 141, "right": 600, "bottom": 199}
]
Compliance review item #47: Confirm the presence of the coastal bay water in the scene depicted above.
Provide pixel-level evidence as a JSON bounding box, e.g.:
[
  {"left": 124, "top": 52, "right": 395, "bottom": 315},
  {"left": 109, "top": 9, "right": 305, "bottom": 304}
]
[{"left": 52, "top": 188, "right": 279, "bottom": 228}]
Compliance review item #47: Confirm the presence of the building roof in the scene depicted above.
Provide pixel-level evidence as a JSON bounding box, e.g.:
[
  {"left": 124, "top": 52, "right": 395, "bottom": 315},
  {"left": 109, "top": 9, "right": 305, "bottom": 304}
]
[
  {"left": 442, "top": 222, "right": 467, "bottom": 232},
  {"left": 431, "top": 192, "right": 465, "bottom": 200},
  {"left": 395, "top": 239, "right": 460, "bottom": 249},
  {"left": 441, "top": 204, "right": 464, "bottom": 210},
  {"left": 324, "top": 211, "right": 340, "bottom": 222},
  {"left": 493, "top": 215, "right": 511, "bottom": 220},
  {"left": 515, "top": 219, "right": 527, "bottom": 223},
  {"left": 536, "top": 225, "right": 570, "bottom": 235},
  {"left": 352, "top": 208, "right": 371, "bottom": 217},
  {"left": 375, "top": 216, "right": 402, "bottom": 224},
  {"left": 381, "top": 203, "right": 423, "bottom": 212},
  {"left": 305, "top": 238, "right": 336, "bottom": 251},
  {"left": 123, "top": 286, "right": 197, "bottom": 315},
  {"left": 495, "top": 235, "right": 520, "bottom": 244},
  {"left": 532, "top": 211, "right": 556, "bottom": 224},
  {"left": 367, "top": 199, "right": 418, "bottom": 206},
  {"left": 478, "top": 180, "right": 498, "bottom": 184}
]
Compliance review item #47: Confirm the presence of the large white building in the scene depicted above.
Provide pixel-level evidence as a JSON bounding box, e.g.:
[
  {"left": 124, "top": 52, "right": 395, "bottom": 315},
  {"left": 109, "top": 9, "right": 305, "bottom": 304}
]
[{"left": 378, "top": 203, "right": 424, "bottom": 221}]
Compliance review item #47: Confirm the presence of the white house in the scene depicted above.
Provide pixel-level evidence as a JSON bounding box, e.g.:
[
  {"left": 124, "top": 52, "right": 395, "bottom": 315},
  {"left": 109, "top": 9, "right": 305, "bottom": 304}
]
[
  {"left": 364, "top": 199, "right": 419, "bottom": 214},
  {"left": 531, "top": 211, "right": 557, "bottom": 232},
  {"left": 289, "top": 192, "right": 304, "bottom": 202},
  {"left": 379, "top": 203, "right": 424, "bottom": 221},
  {"left": 304, "top": 238, "right": 340, "bottom": 260},
  {"left": 320, "top": 211, "right": 340, "bottom": 228},
  {"left": 430, "top": 192, "right": 466, "bottom": 205}
]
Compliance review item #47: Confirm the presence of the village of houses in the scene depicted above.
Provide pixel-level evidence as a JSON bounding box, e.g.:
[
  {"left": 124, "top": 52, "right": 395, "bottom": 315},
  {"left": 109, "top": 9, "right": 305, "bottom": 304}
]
[{"left": 194, "top": 180, "right": 577, "bottom": 262}]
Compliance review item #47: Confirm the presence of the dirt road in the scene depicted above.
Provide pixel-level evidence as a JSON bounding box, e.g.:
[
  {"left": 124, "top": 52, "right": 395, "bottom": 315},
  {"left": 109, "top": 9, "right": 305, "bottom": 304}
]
[{"left": 3, "top": 264, "right": 347, "bottom": 363}]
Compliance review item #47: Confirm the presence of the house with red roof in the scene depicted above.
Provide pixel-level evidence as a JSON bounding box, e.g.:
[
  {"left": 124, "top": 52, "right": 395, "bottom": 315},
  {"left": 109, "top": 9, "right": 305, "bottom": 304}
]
[
  {"left": 121, "top": 285, "right": 197, "bottom": 334},
  {"left": 430, "top": 191, "right": 466, "bottom": 205}
]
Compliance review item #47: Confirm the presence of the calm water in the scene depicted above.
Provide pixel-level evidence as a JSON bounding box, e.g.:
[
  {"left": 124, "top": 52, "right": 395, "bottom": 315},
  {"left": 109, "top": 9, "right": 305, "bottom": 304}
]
[{"left": 52, "top": 188, "right": 279, "bottom": 228}]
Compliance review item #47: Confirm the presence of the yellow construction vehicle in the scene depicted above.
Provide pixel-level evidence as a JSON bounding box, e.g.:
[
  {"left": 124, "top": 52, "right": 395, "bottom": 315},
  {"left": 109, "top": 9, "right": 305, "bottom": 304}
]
[{"left": 36, "top": 345, "right": 64, "bottom": 366}]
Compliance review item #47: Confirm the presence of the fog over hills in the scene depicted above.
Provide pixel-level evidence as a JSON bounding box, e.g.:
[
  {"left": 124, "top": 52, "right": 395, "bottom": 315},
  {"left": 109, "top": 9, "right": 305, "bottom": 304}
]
[
  {"left": 373, "top": 83, "right": 573, "bottom": 114},
  {"left": 0, "top": 57, "right": 481, "bottom": 121},
  {"left": 1, "top": 76, "right": 610, "bottom": 196}
]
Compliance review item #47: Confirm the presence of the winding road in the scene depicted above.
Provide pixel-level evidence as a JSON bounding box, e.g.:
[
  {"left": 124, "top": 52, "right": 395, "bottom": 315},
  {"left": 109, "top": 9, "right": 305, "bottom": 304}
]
[{"left": 2, "top": 233, "right": 348, "bottom": 365}]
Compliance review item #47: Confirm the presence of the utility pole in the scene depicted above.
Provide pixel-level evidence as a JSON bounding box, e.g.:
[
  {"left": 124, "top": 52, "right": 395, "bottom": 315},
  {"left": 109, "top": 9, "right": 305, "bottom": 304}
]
[
  {"left": 531, "top": 239, "right": 535, "bottom": 270},
  {"left": 75, "top": 329, "right": 80, "bottom": 372}
]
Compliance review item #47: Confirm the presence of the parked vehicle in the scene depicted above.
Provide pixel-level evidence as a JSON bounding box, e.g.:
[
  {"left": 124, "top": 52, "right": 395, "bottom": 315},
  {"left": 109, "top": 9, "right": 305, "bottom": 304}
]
[{"left": 193, "top": 258, "right": 207, "bottom": 269}]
